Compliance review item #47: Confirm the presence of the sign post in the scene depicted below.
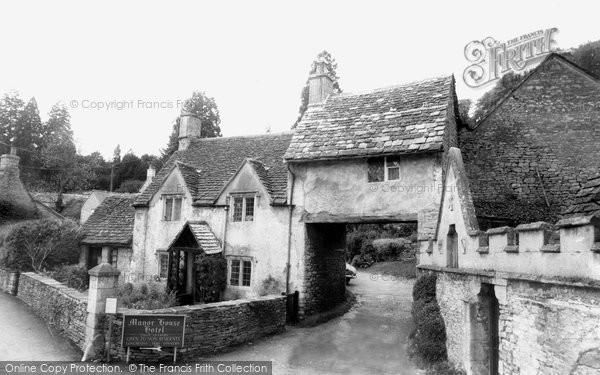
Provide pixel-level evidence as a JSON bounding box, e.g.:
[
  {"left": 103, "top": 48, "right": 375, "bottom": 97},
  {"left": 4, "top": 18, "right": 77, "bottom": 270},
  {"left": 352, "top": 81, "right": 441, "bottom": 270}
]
[
  {"left": 121, "top": 314, "right": 186, "bottom": 363},
  {"left": 104, "top": 297, "right": 118, "bottom": 362}
]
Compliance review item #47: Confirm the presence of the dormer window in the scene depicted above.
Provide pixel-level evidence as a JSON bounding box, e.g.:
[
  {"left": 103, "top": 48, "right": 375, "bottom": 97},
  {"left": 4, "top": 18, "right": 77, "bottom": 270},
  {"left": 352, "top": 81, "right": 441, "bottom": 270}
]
[
  {"left": 368, "top": 156, "right": 401, "bottom": 182},
  {"left": 163, "top": 196, "right": 182, "bottom": 221},
  {"left": 231, "top": 195, "right": 255, "bottom": 222}
]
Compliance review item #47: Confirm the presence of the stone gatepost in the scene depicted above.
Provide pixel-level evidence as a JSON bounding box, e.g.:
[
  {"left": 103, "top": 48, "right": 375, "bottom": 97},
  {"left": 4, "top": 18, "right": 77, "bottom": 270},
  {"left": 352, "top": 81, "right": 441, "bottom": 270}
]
[{"left": 83, "top": 263, "right": 120, "bottom": 360}]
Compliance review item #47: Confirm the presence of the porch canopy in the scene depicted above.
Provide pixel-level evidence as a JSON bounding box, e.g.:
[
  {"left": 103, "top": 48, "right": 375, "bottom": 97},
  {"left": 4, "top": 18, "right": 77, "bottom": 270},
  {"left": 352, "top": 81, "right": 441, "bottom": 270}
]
[{"left": 166, "top": 221, "right": 222, "bottom": 303}]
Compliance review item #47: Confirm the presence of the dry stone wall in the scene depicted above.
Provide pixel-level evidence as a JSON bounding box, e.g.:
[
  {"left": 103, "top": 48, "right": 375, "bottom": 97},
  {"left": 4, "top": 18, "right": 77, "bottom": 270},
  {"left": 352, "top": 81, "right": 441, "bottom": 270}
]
[
  {"left": 16, "top": 272, "right": 88, "bottom": 350},
  {"left": 106, "top": 295, "right": 286, "bottom": 362}
]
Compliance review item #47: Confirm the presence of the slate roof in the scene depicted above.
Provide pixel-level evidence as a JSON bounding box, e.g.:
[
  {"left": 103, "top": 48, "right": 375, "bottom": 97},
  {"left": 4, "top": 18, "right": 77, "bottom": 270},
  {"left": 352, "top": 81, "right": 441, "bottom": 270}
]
[
  {"left": 564, "top": 174, "right": 600, "bottom": 217},
  {"left": 81, "top": 196, "right": 136, "bottom": 245},
  {"left": 134, "top": 132, "right": 293, "bottom": 207},
  {"left": 284, "top": 75, "right": 454, "bottom": 161}
]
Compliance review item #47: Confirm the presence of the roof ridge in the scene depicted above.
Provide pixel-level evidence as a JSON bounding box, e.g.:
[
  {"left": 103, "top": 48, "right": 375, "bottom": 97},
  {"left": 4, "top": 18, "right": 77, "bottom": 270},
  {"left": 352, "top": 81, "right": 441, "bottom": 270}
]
[
  {"left": 188, "top": 131, "right": 293, "bottom": 143},
  {"left": 335, "top": 75, "right": 453, "bottom": 98}
]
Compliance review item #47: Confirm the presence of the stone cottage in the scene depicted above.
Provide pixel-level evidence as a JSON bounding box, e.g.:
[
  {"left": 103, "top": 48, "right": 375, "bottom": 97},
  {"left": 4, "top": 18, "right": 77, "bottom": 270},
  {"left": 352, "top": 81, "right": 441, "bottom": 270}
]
[
  {"left": 80, "top": 195, "right": 136, "bottom": 272},
  {"left": 80, "top": 62, "right": 461, "bottom": 314},
  {"left": 129, "top": 123, "right": 295, "bottom": 301}
]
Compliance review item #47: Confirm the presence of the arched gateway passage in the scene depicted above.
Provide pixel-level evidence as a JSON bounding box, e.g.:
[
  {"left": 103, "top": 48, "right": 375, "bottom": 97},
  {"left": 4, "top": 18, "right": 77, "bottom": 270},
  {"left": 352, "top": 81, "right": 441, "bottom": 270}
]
[{"left": 299, "top": 219, "right": 419, "bottom": 318}]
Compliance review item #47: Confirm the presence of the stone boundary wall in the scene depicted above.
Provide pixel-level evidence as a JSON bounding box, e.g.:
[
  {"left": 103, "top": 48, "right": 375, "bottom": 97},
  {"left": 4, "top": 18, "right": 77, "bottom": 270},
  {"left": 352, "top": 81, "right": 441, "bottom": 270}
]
[
  {"left": 17, "top": 272, "right": 88, "bottom": 350},
  {"left": 420, "top": 214, "right": 600, "bottom": 281},
  {"left": 429, "top": 270, "right": 600, "bottom": 375},
  {"left": 106, "top": 295, "right": 286, "bottom": 362},
  {"left": 0, "top": 268, "right": 19, "bottom": 295}
]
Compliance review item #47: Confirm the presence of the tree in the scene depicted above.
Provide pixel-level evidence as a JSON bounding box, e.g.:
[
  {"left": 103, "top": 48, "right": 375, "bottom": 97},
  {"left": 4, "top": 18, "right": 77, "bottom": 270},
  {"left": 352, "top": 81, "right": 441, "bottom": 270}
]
[
  {"left": 0, "top": 92, "right": 25, "bottom": 152},
  {"left": 458, "top": 99, "right": 473, "bottom": 127},
  {"left": 161, "top": 91, "right": 222, "bottom": 162},
  {"left": 42, "top": 103, "right": 73, "bottom": 144},
  {"left": 112, "top": 144, "right": 122, "bottom": 163},
  {"left": 471, "top": 71, "right": 524, "bottom": 124},
  {"left": 14, "top": 98, "right": 43, "bottom": 179},
  {"left": 571, "top": 40, "right": 600, "bottom": 78},
  {"left": 293, "top": 50, "right": 342, "bottom": 128}
]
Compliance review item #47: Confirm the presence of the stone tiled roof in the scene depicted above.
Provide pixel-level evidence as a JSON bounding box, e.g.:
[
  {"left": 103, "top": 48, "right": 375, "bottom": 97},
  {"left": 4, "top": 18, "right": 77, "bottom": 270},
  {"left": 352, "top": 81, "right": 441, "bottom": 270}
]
[
  {"left": 247, "top": 159, "right": 287, "bottom": 205},
  {"left": 134, "top": 132, "right": 293, "bottom": 207},
  {"left": 81, "top": 196, "right": 136, "bottom": 245},
  {"left": 564, "top": 174, "right": 600, "bottom": 217},
  {"left": 175, "top": 161, "right": 201, "bottom": 197},
  {"left": 284, "top": 75, "right": 454, "bottom": 161},
  {"left": 187, "top": 222, "right": 222, "bottom": 254}
]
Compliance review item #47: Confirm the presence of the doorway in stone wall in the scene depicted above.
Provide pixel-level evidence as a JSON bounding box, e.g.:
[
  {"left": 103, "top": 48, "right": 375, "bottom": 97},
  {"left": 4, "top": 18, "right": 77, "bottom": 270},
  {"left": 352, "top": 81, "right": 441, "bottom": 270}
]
[
  {"left": 446, "top": 224, "right": 458, "bottom": 268},
  {"left": 468, "top": 283, "right": 499, "bottom": 375}
]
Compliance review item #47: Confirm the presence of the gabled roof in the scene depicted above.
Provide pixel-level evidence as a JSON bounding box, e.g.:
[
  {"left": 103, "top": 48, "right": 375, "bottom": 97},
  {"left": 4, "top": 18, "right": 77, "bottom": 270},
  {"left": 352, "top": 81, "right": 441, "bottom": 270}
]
[
  {"left": 167, "top": 221, "right": 222, "bottom": 255},
  {"left": 134, "top": 132, "right": 293, "bottom": 207},
  {"left": 284, "top": 75, "right": 455, "bottom": 161},
  {"left": 81, "top": 196, "right": 136, "bottom": 245},
  {"left": 214, "top": 158, "right": 287, "bottom": 205},
  {"left": 471, "top": 53, "right": 600, "bottom": 130},
  {"left": 564, "top": 174, "right": 600, "bottom": 217},
  {"left": 175, "top": 161, "right": 201, "bottom": 197}
]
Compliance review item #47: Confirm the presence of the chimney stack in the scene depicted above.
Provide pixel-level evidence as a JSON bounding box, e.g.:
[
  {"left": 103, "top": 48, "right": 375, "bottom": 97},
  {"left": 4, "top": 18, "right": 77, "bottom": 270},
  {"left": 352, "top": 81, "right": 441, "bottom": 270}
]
[
  {"left": 178, "top": 113, "right": 202, "bottom": 150},
  {"left": 146, "top": 165, "right": 156, "bottom": 181},
  {"left": 139, "top": 165, "right": 156, "bottom": 192},
  {"left": 0, "top": 147, "right": 20, "bottom": 177},
  {"left": 308, "top": 61, "right": 334, "bottom": 105}
]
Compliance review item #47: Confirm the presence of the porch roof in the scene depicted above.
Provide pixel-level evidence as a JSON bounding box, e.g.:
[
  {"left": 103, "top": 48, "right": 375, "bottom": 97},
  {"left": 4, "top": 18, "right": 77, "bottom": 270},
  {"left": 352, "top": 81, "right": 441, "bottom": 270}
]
[{"left": 167, "top": 221, "right": 222, "bottom": 255}]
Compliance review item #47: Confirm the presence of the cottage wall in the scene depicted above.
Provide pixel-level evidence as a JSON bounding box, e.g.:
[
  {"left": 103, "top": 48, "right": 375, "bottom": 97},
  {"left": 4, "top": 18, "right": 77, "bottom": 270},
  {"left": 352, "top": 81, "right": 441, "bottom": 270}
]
[{"left": 290, "top": 154, "right": 443, "bottom": 237}]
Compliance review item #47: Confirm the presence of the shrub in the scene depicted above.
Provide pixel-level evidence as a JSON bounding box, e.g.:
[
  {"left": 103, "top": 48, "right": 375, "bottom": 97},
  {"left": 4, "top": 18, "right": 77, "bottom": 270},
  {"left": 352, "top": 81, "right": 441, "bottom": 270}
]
[
  {"left": 425, "top": 361, "right": 466, "bottom": 375},
  {"left": 117, "top": 282, "right": 177, "bottom": 310},
  {"left": 0, "top": 200, "right": 39, "bottom": 224},
  {"left": 258, "top": 275, "right": 284, "bottom": 296},
  {"left": 411, "top": 273, "right": 448, "bottom": 364},
  {"left": 372, "top": 238, "right": 406, "bottom": 260},
  {"left": 412, "top": 273, "right": 437, "bottom": 302},
  {"left": 49, "top": 264, "right": 89, "bottom": 291},
  {"left": 195, "top": 256, "right": 227, "bottom": 303},
  {"left": 0, "top": 219, "right": 81, "bottom": 272}
]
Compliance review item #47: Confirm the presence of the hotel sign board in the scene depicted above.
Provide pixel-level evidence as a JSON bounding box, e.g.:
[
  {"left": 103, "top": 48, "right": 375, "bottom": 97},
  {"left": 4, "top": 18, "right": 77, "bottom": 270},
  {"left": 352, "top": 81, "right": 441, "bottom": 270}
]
[{"left": 122, "top": 314, "right": 186, "bottom": 348}]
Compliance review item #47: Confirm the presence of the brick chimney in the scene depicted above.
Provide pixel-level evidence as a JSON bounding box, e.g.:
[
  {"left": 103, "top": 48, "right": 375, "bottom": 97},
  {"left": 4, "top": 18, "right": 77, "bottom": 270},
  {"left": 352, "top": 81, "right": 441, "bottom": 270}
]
[
  {"left": 308, "top": 61, "right": 334, "bottom": 105},
  {"left": 178, "top": 112, "right": 202, "bottom": 150},
  {"left": 0, "top": 147, "right": 20, "bottom": 177}
]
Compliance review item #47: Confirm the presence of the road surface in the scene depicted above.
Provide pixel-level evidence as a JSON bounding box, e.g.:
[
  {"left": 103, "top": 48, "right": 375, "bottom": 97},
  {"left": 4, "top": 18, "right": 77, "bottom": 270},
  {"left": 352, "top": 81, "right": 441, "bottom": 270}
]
[
  {"left": 205, "top": 269, "right": 420, "bottom": 375},
  {"left": 0, "top": 292, "right": 81, "bottom": 361}
]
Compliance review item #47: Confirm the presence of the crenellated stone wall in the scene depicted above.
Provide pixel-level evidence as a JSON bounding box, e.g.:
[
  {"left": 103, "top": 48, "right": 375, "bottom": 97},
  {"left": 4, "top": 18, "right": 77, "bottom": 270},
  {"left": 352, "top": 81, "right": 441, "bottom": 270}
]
[{"left": 420, "top": 214, "right": 600, "bottom": 281}]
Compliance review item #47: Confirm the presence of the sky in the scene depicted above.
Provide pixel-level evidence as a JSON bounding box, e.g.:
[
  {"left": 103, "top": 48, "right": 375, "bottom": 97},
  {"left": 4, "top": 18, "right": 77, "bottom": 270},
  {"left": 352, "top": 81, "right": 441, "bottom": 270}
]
[{"left": 0, "top": 0, "right": 598, "bottom": 159}]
